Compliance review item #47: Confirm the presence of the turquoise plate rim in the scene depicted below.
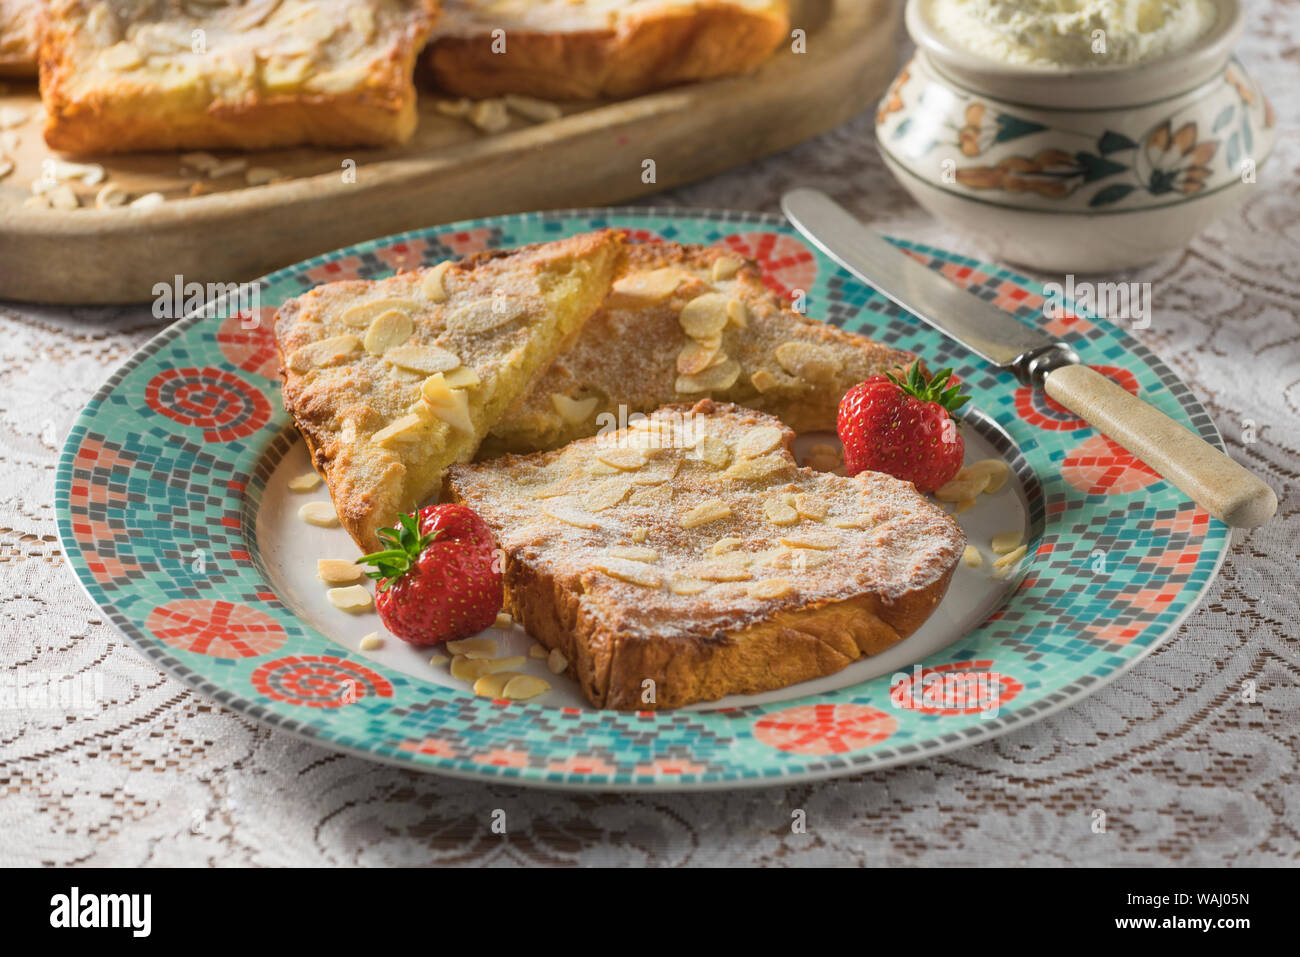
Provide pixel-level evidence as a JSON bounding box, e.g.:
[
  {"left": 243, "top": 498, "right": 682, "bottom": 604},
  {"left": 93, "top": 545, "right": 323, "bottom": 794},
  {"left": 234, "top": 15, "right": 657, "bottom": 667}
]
[{"left": 55, "top": 206, "right": 1230, "bottom": 791}]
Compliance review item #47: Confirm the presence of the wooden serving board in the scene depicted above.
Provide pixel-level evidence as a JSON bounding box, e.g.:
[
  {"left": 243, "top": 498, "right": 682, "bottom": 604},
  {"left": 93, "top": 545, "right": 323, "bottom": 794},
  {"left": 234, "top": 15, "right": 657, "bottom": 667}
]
[{"left": 0, "top": 0, "right": 899, "bottom": 304}]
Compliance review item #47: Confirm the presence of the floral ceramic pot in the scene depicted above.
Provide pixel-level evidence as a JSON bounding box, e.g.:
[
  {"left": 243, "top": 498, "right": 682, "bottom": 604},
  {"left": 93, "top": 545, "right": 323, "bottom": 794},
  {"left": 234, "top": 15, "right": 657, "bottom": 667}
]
[{"left": 877, "top": 0, "right": 1274, "bottom": 272}]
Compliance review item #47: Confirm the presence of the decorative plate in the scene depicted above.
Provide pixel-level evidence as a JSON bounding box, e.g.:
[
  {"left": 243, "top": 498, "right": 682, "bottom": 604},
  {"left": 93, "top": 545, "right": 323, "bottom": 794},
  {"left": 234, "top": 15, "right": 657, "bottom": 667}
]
[{"left": 56, "top": 209, "right": 1229, "bottom": 790}]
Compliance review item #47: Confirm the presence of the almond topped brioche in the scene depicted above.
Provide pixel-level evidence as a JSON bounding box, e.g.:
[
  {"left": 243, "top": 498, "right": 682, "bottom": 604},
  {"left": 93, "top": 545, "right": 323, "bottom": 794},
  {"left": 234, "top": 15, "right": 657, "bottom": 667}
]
[
  {"left": 40, "top": 0, "right": 440, "bottom": 154},
  {"left": 483, "top": 241, "right": 918, "bottom": 456},
  {"left": 427, "top": 0, "right": 789, "bottom": 99},
  {"left": 275, "top": 229, "right": 623, "bottom": 551},
  {"left": 447, "top": 400, "right": 966, "bottom": 710},
  {"left": 0, "top": 0, "right": 38, "bottom": 75}
]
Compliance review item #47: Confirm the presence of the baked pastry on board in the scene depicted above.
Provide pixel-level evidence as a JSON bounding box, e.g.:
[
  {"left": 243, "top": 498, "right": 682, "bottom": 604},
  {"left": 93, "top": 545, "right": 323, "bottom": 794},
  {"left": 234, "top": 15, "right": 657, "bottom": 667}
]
[
  {"left": 427, "top": 0, "right": 790, "bottom": 99},
  {"left": 40, "top": 0, "right": 441, "bottom": 154},
  {"left": 0, "top": 0, "right": 37, "bottom": 75},
  {"left": 484, "top": 241, "right": 917, "bottom": 456},
  {"left": 275, "top": 229, "right": 623, "bottom": 551},
  {"left": 448, "top": 400, "right": 966, "bottom": 710}
]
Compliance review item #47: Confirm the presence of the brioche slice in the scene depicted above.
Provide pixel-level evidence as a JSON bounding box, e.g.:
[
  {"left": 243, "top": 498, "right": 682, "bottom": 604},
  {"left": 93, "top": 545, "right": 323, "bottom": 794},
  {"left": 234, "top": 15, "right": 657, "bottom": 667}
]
[
  {"left": 427, "top": 0, "right": 789, "bottom": 99},
  {"left": 0, "top": 0, "right": 37, "bottom": 75},
  {"left": 448, "top": 400, "right": 966, "bottom": 710},
  {"left": 483, "top": 241, "right": 918, "bottom": 456},
  {"left": 40, "top": 0, "right": 440, "bottom": 154},
  {"left": 276, "top": 229, "right": 623, "bottom": 551}
]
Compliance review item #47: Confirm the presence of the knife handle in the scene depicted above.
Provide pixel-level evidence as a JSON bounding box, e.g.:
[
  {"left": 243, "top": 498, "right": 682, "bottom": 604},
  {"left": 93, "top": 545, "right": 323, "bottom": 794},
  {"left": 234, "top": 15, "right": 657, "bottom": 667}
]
[{"left": 1042, "top": 364, "right": 1276, "bottom": 528}]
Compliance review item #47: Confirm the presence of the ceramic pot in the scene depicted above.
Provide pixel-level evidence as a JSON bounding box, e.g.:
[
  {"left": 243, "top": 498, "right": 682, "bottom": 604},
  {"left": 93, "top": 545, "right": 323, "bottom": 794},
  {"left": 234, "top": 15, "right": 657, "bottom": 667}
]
[{"left": 876, "top": 0, "right": 1275, "bottom": 272}]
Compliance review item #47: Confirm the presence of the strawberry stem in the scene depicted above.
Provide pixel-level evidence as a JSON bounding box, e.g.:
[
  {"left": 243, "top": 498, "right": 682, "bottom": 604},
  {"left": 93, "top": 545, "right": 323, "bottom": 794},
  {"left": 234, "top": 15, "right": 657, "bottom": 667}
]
[
  {"left": 357, "top": 512, "right": 438, "bottom": 590},
  {"left": 885, "top": 363, "right": 971, "bottom": 416}
]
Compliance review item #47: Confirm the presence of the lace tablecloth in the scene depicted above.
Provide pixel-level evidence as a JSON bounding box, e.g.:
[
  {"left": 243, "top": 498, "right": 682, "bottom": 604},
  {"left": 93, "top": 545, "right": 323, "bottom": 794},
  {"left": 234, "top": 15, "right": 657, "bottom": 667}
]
[{"left": 3, "top": 13, "right": 1297, "bottom": 867}]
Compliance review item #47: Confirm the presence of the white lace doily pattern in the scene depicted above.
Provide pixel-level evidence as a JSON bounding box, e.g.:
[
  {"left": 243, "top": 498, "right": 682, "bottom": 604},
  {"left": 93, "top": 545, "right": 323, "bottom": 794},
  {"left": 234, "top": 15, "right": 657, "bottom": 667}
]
[{"left": 2, "top": 12, "right": 1297, "bottom": 865}]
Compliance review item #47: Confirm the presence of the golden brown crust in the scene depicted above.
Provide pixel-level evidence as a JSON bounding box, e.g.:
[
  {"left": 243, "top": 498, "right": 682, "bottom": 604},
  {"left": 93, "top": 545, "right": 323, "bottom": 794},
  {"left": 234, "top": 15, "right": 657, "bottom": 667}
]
[
  {"left": 0, "top": 0, "right": 38, "bottom": 76},
  {"left": 449, "top": 399, "right": 965, "bottom": 710},
  {"left": 40, "top": 0, "right": 440, "bottom": 155},
  {"left": 483, "top": 241, "right": 918, "bottom": 457},
  {"left": 275, "top": 229, "right": 623, "bottom": 551},
  {"left": 427, "top": 0, "right": 789, "bottom": 99}
]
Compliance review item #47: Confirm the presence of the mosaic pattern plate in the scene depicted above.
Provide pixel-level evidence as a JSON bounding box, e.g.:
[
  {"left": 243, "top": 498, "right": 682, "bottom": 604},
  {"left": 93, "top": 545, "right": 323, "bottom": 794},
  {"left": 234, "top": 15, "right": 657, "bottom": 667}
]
[{"left": 56, "top": 209, "right": 1229, "bottom": 790}]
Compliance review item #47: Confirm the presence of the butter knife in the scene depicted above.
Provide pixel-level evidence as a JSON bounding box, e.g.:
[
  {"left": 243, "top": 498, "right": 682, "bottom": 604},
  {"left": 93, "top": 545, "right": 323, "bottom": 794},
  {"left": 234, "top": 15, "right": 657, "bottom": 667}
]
[{"left": 781, "top": 188, "right": 1276, "bottom": 528}]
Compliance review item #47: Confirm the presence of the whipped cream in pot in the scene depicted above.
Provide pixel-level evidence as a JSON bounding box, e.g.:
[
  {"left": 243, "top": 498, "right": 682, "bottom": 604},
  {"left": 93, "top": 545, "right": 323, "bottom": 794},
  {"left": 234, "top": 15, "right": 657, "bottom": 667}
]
[{"left": 924, "top": 0, "right": 1219, "bottom": 68}]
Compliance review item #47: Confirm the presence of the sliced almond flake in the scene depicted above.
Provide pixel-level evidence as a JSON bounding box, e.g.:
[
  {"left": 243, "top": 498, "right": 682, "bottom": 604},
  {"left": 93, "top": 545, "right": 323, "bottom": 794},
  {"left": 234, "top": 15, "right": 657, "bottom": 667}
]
[
  {"left": 446, "top": 296, "right": 527, "bottom": 333},
  {"left": 94, "top": 183, "right": 128, "bottom": 208},
  {"left": 546, "top": 648, "right": 568, "bottom": 674},
  {"left": 422, "top": 261, "right": 452, "bottom": 302},
  {"left": 326, "top": 585, "right": 372, "bottom": 613},
  {"left": 582, "top": 475, "right": 634, "bottom": 512},
  {"left": 711, "top": 537, "right": 743, "bottom": 556},
  {"left": 668, "top": 576, "right": 711, "bottom": 595},
  {"left": 444, "top": 366, "right": 481, "bottom": 389},
  {"left": 287, "top": 334, "right": 361, "bottom": 372},
  {"left": 993, "top": 543, "right": 1028, "bottom": 569},
  {"left": 954, "top": 498, "right": 977, "bottom": 513},
  {"left": 780, "top": 533, "right": 837, "bottom": 550},
  {"left": 688, "top": 563, "right": 753, "bottom": 582},
  {"left": 711, "top": 257, "right": 743, "bottom": 281},
  {"left": 934, "top": 474, "right": 990, "bottom": 502},
  {"left": 450, "top": 654, "right": 526, "bottom": 681},
  {"left": 794, "top": 494, "right": 828, "bottom": 520},
  {"left": 962, "top": 545, "right": 983, "bottom": 568},
  {"left": 611, "top": 267, "right": 691, "bottom": 303},
  {"left": 778, "top": 547, "right": 828, "bottom": 570},
  {"left": 420, "top": 374, "right": 473, "bottom": 432},
  {"left": 528, "top": 643, "right": 548, "bottom": 659},
  {"left": 473, "top": 672, "right": 518, "bottom": 698},
  {"left": 631, "top": 527, "right": 649, "bottom": 543},
  {"left": 677, "top": 339, "right": 720, "bottom": 375},
  {"left": 748, "top": 578, "right": 794, "bottom": 600},
  {"left": 359, "top": 633, "right": 384, "bottom": 651},
  {"left": 691, "top": 434, "right": 732, "bottom": 469},
  {"left": 340, "top": 296, "right": 420, "bottom": 328},
  {"left": 372, "top": 412, "right": 423, "bottom": 446},
  {"left": 775, "top": 341, "right": 842, "bottom": 381},
  {"left": 502, "top": 674, "right": 551, "bottom": 700},
  {"left": 429, "top": 652, "right": 449, "bottom": 666},
  {"left": 128, "top": 192, "right": 165, "bottom": 210},
  {"left": 544, "top": 503, "right": 601, "bottom": 529},
  {"left": 830, "top": 517, "right": 865, "bottom": 529},
  {"left": 628, "top": 483, "right": 673, "bottom": 507},
  {"left": 679, "top": 293, "right": 730, "bottom": 339},
  {"left": 180, "top": 151, "right": 221, "bottom": 172},
  {"left": 737, "top": 425, "right": 783, "bottom": 459},
  {"left": 298, "top": 501, "right": 338, "bottom": 527},
  {"left": 47, "top": 185, "right": 79, "bottom": 210},
  {"left": 551, "top": 393, "right": 598, "bottom": 425},
  {"left": 504, "top": 93, "right": 563, "bottom": 122},
  {"left": 959, "top": 458, "right": 1012, "bottom": 494},
  {"left": 317, "top": 559, "right": 364, "bottom": 585},
  {"left": 597, "top": 448, "right": 647, "bottom": 471},
  {"left": 764, "top": 498, "right": 799, "bottom": 526},
  {"left": 681, "top": 498, "right": 732, "bottom": 529},
  {"left": 591, "top": 558, "right": 661, "bottom": 588},
  {"left": 434, "top": 98, "right": 471, "bottom": 117},
  {"left": 494, "top": 611, "right": 514, "bottom": 629},
  {"left": 388, "top": 345, "right": 460, "bottom": 374},
  {"left": 287, "top": 470, "right": 321, "bottom": 492},
  {"left": 725, "top": 298, "right": 749, "bottom": 329},
  {"left": 724, "top": 454, "right": 790, "bottom": 481},
  {"left": 607, "top": 545, "right": 658, "bottom": 563},
  {"left": 675, "top": 356, "right": 741, "bottom": 394},
  {"left": 468, "top": 98, "right": 510, "bottom": 132},
  {"left": 363, "top": 309, "right": 414, "bottom": 354},
  {"left": 446, "top": 637, "right": 498, "bottom": 659}
]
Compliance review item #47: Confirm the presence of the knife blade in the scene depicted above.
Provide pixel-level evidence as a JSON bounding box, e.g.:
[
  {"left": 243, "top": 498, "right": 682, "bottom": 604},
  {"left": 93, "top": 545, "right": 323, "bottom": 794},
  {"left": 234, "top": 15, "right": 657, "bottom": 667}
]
[{"left": 780, "top": 188, "right": 1277, "bottom": 529}]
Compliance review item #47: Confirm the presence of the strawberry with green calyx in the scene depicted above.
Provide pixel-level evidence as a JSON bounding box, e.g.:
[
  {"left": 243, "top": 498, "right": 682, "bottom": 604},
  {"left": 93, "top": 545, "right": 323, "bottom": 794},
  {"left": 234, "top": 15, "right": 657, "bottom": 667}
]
[
  {"left": 357, "top": 504, "right": 502, "bottom": 647},
  {"left": 837, "top": 363, "right": 971, "bottom": 493}
]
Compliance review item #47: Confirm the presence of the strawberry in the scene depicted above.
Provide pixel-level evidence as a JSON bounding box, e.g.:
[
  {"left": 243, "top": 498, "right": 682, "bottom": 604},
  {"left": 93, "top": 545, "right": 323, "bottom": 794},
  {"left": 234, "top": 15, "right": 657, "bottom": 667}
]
[
  {"left": 356, "top": 504, "right": 502, "bottom": 646},
  {"left": 837, "top": 363, "right": 970, "bottom": 493}
]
